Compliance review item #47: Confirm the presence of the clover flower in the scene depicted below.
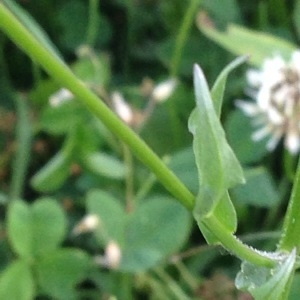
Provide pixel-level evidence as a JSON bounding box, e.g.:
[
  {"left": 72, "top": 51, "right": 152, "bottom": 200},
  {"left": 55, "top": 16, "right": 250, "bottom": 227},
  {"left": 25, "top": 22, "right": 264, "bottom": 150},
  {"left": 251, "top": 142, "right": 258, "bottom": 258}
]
[
  {"left": 236, "top": 51, "right": 300, "bottom": 154},
  {"left": 49, "top": 88, "right": 73, "bottom": 107},
  {"left": 151, "top": 78, "right": 178, "bottom": 103},
  {"left": 94, "top": 240, "right": 122, "bottom": 269},
  {"left": 111, "top": 91, "right": 134, "bottom": 124},
  {"left": 72, "top": 214, "right": 100, "bottom": 235}
]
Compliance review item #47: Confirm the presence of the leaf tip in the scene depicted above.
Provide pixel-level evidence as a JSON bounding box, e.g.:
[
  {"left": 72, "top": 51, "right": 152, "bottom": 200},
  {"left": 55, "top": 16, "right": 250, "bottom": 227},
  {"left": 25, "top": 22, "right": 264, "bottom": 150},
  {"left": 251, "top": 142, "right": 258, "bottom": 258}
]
[
  {"left": 193, "top": 63, "right": 202, "bottom": 76},
  {"left": 193, "top": 64, "right": 206, "bottom": 85}
]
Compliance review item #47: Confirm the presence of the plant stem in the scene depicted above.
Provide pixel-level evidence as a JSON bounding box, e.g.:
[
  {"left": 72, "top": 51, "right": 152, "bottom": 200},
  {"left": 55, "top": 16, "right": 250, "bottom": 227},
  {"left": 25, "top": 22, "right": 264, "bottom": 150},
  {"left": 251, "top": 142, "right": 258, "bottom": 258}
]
[
  {"left": 135, "top": 156, "right": 170, "bottom": 202},
  {"left": 173, "top": 260, "right": 199, "bottom": 291},
  {"left": 168, "top": 0, "right": 201, "bottom": 147},
  {"left": 0, "top": 3, "right": 194, "bottom": 210},
  {"left": 202, "top": 215, "right": 276, "bottom": 267},
  {"left": 170, "top": 0, "right": 201, "bottom": 77},
  {"left": 86, "top": 0, "right": 100, "bottom": 47},
  {"left": 114, "top": 273, "right": 134, "bottom": 300},
  {"left": 135, "top": 172, "right": 156, "bottom": 202},
  {"left": 154, "top": 268, "right": 191, "bottom": 300},
  {"left": 278, "top": 156, "right": 300, "bottom": 252},
  {"left": 123, "top": 143, "right": 134, "bottom": 212},
  {"left": 10, "top": 95, "right": 32, "bottom": 201}
]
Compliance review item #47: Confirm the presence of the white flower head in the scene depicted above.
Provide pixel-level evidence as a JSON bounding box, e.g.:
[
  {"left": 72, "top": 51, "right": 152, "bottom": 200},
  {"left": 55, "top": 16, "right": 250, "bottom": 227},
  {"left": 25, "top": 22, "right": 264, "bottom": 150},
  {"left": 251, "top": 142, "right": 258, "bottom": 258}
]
[
  {"left": 237, "top": 50, "right": 300, "bottom": 155},
  {"left": 94, "top": 240, "right": 122, "bottom": 269},
  {"left": 111, "top": 91, "right": 134, "bottom": 124},
  {"left": 72, "top": 214, "right": 100, "bottom": 235},
  {"left": 151, "top": 78, "right": 178, "bottom": 103},
  {"left": 104, "top": 240, "right": 122, "bottom": 269},
  {"left": 49, "top": 88, "right": 73, "bottom": 107}
]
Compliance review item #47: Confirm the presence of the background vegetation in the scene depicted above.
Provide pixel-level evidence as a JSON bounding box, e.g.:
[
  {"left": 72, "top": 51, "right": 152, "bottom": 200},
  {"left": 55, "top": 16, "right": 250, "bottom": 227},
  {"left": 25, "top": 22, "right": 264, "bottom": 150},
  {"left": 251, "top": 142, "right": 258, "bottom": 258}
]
[{"left": 1, "top": 0, "right": 300, "bottom": 299}]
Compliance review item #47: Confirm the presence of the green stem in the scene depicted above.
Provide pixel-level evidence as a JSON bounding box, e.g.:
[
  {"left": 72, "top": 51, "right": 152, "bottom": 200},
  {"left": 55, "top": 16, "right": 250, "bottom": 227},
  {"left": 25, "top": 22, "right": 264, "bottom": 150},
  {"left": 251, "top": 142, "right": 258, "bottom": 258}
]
[
  {"left": 10, "top": 95, "right": 32, "bottom": 200},
  {"left": 168, "top": 0, "right": 201, "bottom": 147},
  {"left": 154, "top": 268, "right": 190, "bottom": 300},
  {"left": 170, "top": 0, "right": 201, "bottom": 77},
  {"left": 135, "top": 156, "right": 170, "bottom": 202},
  {"left": 202, "top": 215, "right": 276, "bottom": 267},
  {"left": 284, "top": 149, "right": 297, "bottom": 181},
  {"left": 173, "top": 260, "right": 199, "bottom": 291},
  {"left": 124, "top": 0, "right": 134, "bottom": 80},
  {"left": 278, "top": 156, "right": 300, "bottom": 252},
  {"left": 114, "top": 273, "right": 134, "bottom": 300},
  {"left": 123, "top": 143, "right": 134, "bottom": 212},
  {"left": 86, "top": 0, "right": 100, "bottom": 46},
  {"left": 139, "top": 273, "right": 170, "bottom": 299},
  {"left": 135, "top": 172, "right": 156, "bottom": 202},
  {"left": 31, "top": 60, "right": 42, "bottom": 86},
  {"left": 0, "top": 2, "right": 194, "bottom": 210}
]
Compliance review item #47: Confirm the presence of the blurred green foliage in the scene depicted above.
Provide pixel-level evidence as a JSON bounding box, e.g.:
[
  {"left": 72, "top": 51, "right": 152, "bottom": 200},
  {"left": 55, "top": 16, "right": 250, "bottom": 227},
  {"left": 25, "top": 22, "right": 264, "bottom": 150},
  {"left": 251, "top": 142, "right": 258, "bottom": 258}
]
[{"left": 1, "top": 0, "right": 300, "bottom": 299}]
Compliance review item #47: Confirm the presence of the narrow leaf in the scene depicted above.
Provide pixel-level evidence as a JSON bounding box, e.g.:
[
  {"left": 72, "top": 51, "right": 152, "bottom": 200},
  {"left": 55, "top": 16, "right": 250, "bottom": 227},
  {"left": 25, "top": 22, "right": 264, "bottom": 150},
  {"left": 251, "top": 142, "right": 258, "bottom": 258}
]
[
  {"left": 82, "top": 152, "right": 126, "bottom": 179},
  {"left": 3, "top": 0, "right": 63, "bottom": 63},
  {"left": 211, "top": 55, "right": 248, "bottom": 117},
  {"left": 188, "top": 64, "right": 244, "bottom": 217},
  {"left": 197, "top": 21, "right": 296, "bottom": 67},
  {"left": 30, "top": 150, "right": 72, "bottom": 192}
]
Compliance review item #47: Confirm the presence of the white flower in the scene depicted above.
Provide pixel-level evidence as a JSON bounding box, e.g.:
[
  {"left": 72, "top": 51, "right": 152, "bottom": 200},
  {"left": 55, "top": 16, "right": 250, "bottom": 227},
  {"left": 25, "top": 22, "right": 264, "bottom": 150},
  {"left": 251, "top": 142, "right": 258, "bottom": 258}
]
[
  {"left": 94, "top": 240, "right": 122, "bottom": 269},
  {"left": 237, "top": 51, "right": 300, "bottom": 155},
  {"left": 111, "top": 91, "right": 134, "bottom": 124},
  {"left": 104, "top": 240, "right": 122, "bottom": 269},
  {"left": 49, "top": 88, "right": 73, "bottom": 107},
  {"left": 72, "top": 214, "right": 100, "bottom": 235},
  {"left": 151, "top": 78, "right": 178, "bottom": 103}
]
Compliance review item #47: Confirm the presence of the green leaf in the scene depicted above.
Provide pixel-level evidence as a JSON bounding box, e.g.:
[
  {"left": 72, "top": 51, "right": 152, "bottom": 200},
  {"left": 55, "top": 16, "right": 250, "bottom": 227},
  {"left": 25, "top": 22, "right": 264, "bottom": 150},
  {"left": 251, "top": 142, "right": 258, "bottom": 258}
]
[
  {"left": 198, "top": 23, "right": 296, "bottom": 67},
  {"left": 36, "top": 249, "right": 90, "bottom": 300},
  {"left": 29, "top": 79, "right": 60, "bottom": 107},
  {"left": 86, "top": 189, "right": 126, "bottom": 245},
  {"left": 30, "top": 149, "right": 72, "bottom": 192},
  {"left": 225, "top": 110, "right": 268, "bottom": 164},
  {"left": 87, "top": 190, "right": 191, "bottom": 272},
  {"left": 235, "top": 249, "right": 296, "bottom": 300},
  {"left": 7, "top": 200, "right": 32, "bottom": 259},
  {"left": 7, "top": 199, "right": 66, "bottom": 258},
  {"left": 72, "top": 54, "right": 111, "bottom": 87},
  {"left": 82, "top": 151, "right": 126, "bottom": 180},
  {"left": 74, "top": 121, "right": 103, "bottom": 153},
  {"left": 0, "top": 259, "right": 34, "bottom": 300},
  {"left": 57, "top": 1, "right": 88, "bottom": 51},
  {"left": 39, "top": 101, "right": 86, "bottom": 135},
  {"left": 169, "top": 146, "right": 199, "bottom": 195},
  {"left": 293, "top": 0, "right": 300, "bottom": 39},
  {"left": 157, "top": 36, "right": 222, "bottom": 77},
  {"left": 31, "top": 198, "right": 66, "bottom": 256},
  {"left": 202, "top": 0, "right": 241, "bottom": 27},
  {"left": 188, "top": 64, "right": 244, "bottom": 217},
  {"left": 289, "top": 272, "right": 300, "bottom": 300},
  {"left": 232, "top": 167, "right": 280, "bottom": 208},
  {"left": 121, "top": 196, "right": 191, "bottom": 272},
  {"left": 211, "top": 55, "right": 248, "bottom": 117},
  {"left": 199, "top": 192, "right": 237, "bottom": 244}
]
